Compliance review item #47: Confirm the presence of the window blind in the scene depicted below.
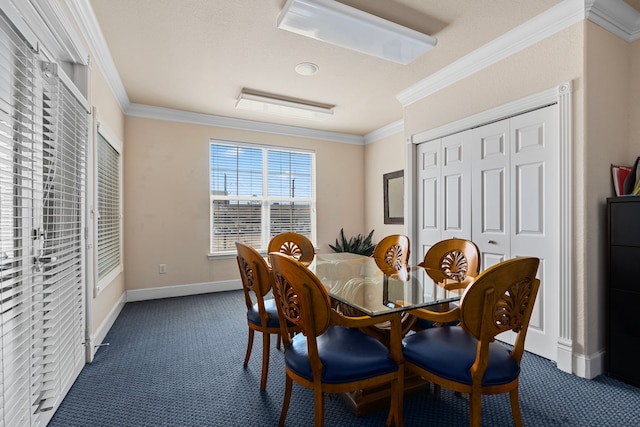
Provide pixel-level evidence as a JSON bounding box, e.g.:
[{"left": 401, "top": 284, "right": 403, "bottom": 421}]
[
  {"left": 96, "top": 131, "right": 120, "bottom": 281},
  {"left": 209, "top": 142, "right": 315, "bottom": 254},
  {"left": 0, "top": 10, "right": 43, "bottom": 426},
  {"left": 0, "top": 8, "right": 88, "bottom": 426},
  {"left": 39, "top": 68, "right": 87, "bottom": 418}
]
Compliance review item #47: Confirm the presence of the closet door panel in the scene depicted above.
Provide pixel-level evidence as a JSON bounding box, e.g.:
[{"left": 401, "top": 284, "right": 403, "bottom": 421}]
[
  {"left": 472, "top": 119, "right": 510, "bottom": 270},
  {"left": 510, "top": 105, "right": 559, "bottom": 361},
  {"left": 441, "top": 130, "right": 471, "bottom": 239},
  {"left": 417, "top": 140, "right": 441, "bottom": 258}
]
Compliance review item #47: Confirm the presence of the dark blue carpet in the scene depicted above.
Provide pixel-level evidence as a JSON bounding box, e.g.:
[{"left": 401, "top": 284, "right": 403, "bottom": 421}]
[{"left": 49, "top": 290, "right": 640, "bottom": 426}]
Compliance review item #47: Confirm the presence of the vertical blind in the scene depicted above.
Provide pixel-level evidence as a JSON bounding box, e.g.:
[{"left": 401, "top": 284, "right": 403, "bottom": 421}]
[
  {"left": 0, "top": 9, "right": 88, "bottom": 427},
  {"left": 96, "top": 131, "right": 120, "bottom": 280},
  {"left": 209, "top": 142, "right": 315, "bottom": 254}
]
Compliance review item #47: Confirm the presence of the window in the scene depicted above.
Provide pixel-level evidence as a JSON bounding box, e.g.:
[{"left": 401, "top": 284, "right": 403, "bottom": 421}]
[
  {"left": 209, "top": 141, "right": 315, "bottom": 254},
  {"left": 95, "top": 124, "right": 123, "bottom": 292}
]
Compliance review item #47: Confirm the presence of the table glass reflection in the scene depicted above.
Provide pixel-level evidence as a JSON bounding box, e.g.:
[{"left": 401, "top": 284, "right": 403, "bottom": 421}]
[{"left": 308, "top": 253, "right": 463, "bottom": 317}]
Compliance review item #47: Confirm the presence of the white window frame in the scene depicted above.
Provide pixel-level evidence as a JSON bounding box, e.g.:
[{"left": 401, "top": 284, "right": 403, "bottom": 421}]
[
  {"left": 93, "top": 119, "right": 123, "bottom": 294},
  {"left": 208, "top": 140, "right": 316, "bottom": 257}
]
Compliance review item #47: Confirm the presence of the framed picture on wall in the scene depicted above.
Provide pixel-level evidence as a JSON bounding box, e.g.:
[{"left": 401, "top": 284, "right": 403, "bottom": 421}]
[{"left": 383, "top": 170, "right": 404, "bottom": 224}]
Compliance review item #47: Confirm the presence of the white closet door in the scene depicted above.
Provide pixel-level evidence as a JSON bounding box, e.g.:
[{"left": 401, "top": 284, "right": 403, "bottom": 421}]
[
  {"left": 471, "top": 119, "right": 511, "bottom": 269},
  {"left": 441, "top": 131, "right": 472, "bottom": 240},
  {"left": 509, "top": 105, "right": 559, "bottom": 360},
  {"left": 416, "top": 139, "right": 441, "bottom": 259},
  {"left": 471, "top": 105, "right": 559, "bottom": 361}
]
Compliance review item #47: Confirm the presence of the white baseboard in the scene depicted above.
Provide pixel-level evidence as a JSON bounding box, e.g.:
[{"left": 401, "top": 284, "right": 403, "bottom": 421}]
[
  {"left": 126, "top": 279, "right": 242, "bottom": 302},
  {"left": 573, "top": 349, "right": 605, "bottom": 379},
  {"left": 90, "top": 291, "right": 127, "bottom": 360}
]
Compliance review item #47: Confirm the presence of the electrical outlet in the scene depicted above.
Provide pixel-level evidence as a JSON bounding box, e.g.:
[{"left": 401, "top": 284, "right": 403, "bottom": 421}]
[{"left": 159, "top": 263, "right": 166, "bottom": 274}]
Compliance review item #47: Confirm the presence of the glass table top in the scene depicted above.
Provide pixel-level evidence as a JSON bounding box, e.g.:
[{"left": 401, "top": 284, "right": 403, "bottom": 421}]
[{"left": 308, "top": 253, "right": 464, "bottom": 317}]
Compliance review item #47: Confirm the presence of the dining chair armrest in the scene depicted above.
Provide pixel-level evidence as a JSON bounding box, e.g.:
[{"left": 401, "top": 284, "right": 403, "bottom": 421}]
[
  {"left": 329, "top": 310, "right": 404, "bottom": 363},
  {"left": 410, "top": 306, "right": 460, "bottom": 323},
  {"left": 330, "top": 309, "right": 397, "bottom": 328}
]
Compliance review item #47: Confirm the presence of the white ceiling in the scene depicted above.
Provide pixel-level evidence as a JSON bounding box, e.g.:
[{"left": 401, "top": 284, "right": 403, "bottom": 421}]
[{"left": 86, "top": 0, "right": 634, "bottom": 137}]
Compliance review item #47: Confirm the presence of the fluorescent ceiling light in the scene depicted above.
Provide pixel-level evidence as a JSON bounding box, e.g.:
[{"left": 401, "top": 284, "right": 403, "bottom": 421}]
[
  {"left": 277, "top": 0, "right": 437, "bottom": 65},
  {"left": 235, "top": 90, "right": 334, "bottom": 122}
]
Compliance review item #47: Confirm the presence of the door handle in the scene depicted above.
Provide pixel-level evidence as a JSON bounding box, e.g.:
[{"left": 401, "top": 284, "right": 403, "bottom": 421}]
[{"left": 487, "top": 240, "right": 497, "bottom": 244}]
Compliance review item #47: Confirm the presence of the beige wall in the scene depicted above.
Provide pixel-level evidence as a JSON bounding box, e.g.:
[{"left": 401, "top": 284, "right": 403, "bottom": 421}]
[
  {"left": 364, "top": 132, "right": 406, "bottom": 244},
  {"left": 124, "top": 117, "right": 365, "bottom": 290},
  {"left": 583, "top": 21, "right": 632, "bottom": 355}
]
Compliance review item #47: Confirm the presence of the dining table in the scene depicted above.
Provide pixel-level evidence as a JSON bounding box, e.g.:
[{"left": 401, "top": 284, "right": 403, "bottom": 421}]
[
  {"left": 308, "top": 252, "right": 463, "bottom": 317},
  {"left": 305, "top": 252, "right": 467, "bottom": 416}
]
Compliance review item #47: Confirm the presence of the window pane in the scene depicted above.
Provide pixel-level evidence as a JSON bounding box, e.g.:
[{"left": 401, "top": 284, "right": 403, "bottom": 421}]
[
  {"left": 97, "top": 132, "right": 121, "bottom": 280},
  {"left": 268, "top": 150, "right": 312, "bottom": 198},
  {"left": 211, "top": 199, "right": 262, "bottom": 252},
  {"left": 210, "top": 144, "right": 262, "bottom": 197},
  {"left": 270, "top": 201, "right": 312, "bottom": 238}
]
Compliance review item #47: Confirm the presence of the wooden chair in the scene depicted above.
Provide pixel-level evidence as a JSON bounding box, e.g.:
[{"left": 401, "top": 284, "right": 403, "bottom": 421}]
[
  {"left": 268, "top": 252, "right": 405, "bottom": 427},
  {"left": 268, "top": 232, "right": 315, "bottom": 265},
  {"left": 372, "top": 234, "right": 410, "bottom": 276},
  {"left": 412, "top": 238, "right": 481, "bottom": 330},
  {"left": 402, "top": 257, "right": 540, "bottom": 427},
  {"left": 371, "top": 234, "right": 415, "bottom": 338},
  {"left": 235, "top": 242, "right": 291, "bottom": 391},
  {"left": 420, "top": 238, "right": 481, "bottom": 290}
]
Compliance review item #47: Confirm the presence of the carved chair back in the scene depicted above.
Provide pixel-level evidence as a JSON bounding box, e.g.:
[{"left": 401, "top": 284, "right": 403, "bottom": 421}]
[
  {"left": 268, "top": 232, "right": 315, "bottom": 265},
  {"left": 460, "top": 256, "right": 540, "bottom": 365},
  {"left": 373, "top": 234, "right": 410, "bottom": 275},
  {"left": 421, "top": 238, "right": 481, "bottom": 288}
]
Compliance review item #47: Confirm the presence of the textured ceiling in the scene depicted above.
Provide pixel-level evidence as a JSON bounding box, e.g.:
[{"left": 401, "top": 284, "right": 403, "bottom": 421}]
[{"left": 89, "top": 0, "right": 564, "bottom": 135}]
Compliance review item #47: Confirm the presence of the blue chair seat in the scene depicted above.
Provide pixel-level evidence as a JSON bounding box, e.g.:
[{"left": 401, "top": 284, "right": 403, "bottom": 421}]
[
  {"left": 285, "top": 325, "right": 398, "bottom": 384},
  {"left": 402, "top": 326, "right": 520, "bottom": 386},
  {"left": 247, "top": 298, "right": 280, "bottom": 328}
]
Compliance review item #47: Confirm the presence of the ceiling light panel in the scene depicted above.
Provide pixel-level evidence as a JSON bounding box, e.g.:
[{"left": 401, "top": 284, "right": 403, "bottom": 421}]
[{"left": 277, "top": 0, "right": 437, "bottom": 65}]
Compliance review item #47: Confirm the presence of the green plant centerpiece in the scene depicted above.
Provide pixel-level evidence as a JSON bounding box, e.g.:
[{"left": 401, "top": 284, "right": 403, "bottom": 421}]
[{"left": 329, "top": 228, "right": 375, "bottom": 256}]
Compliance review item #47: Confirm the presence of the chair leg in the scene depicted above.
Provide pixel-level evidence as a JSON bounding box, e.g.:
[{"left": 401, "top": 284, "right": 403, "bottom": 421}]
[
  {"left": 276, "top": 333, "right": 282, "bottom": 350},
  {"left": 386, "top": 375, "right": 404, "bottom": 427},
  {"left": 278, "top": 376, "right": 293, "bottom": 427},
  {"left": 244, "top": 328, "right": 254, "bottom": 367},
  {"left": 313, "top": 390, "right": 325, "bottom": 427},
  {"left": 260, "top": 332, "right": 270, "bottom": 391},
  {"left": 469, "top": 392, "right": 482, "bottom": 427},
  {"left": 509, "top": 389, "right": 523, "bottom": 427}
]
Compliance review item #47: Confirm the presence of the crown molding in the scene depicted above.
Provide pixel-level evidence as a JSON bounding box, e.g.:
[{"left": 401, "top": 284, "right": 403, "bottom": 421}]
[
  {"left": 364, "top": 119, "right": 404, "bottom": 144},
  {"left": 397, "top": 0, "right": 585, "bottom": 107},
  {"left": 586, "top": 0, "right": 640, "bottom": 41},
  {"left": 66, "top": 0, "right": 129, "bottom": 111},
  {"left": 126, "top": 103, "right": 365, "bottom": 145}
]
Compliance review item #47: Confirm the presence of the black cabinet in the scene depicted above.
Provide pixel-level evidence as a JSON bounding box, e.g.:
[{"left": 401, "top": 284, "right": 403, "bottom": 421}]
[{"left": 607, "top": 196, "right": 640, "bottom": 386}]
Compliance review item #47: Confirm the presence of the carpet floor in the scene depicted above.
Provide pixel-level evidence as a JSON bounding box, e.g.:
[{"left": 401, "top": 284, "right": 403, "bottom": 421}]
[{"left": 49, "top": 290, "right": 640, "bottom": 426}]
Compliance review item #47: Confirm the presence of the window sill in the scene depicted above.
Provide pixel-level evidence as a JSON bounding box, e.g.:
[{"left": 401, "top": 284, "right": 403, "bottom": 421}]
[{"left": 207, "top": 252, "right": 240, "bottom": 261}]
